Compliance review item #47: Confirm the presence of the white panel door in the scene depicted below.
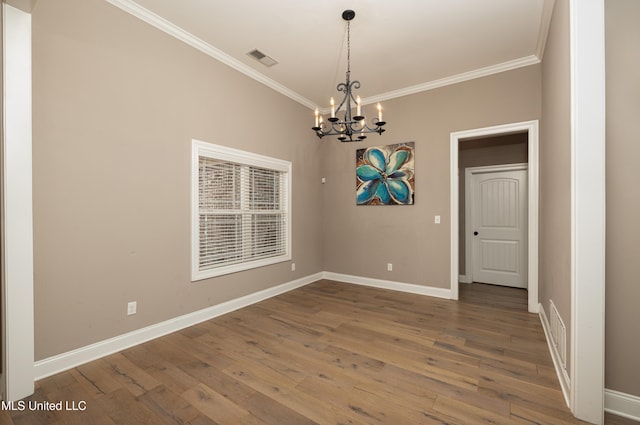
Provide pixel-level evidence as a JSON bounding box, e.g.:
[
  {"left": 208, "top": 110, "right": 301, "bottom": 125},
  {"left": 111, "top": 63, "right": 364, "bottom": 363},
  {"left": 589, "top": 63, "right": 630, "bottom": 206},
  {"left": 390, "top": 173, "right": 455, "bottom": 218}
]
[{"left": 471, "top": 170, "right": 527, "bottom": 288}]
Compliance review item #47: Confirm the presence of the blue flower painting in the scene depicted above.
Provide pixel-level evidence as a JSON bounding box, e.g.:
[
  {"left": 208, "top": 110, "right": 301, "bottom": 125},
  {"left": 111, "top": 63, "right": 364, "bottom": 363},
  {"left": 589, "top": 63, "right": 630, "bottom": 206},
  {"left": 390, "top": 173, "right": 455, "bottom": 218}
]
[{"left": 356, "top": 142, "right": 415, "bottom": 205}]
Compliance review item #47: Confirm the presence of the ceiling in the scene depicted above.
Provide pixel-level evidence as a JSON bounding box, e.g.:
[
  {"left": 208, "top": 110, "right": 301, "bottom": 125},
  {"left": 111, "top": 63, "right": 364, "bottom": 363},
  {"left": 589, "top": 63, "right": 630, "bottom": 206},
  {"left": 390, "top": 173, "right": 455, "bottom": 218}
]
[{"left": 106, "top": 0, "right": 554, "bottom": 111}]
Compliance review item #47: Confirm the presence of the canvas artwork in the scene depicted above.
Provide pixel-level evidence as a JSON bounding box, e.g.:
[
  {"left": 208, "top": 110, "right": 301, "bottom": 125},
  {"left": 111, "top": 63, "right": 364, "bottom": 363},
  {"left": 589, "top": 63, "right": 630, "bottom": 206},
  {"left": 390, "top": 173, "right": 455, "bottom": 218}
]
[{"left": 356, "top": 142, "right": 415, "bottom": 205}]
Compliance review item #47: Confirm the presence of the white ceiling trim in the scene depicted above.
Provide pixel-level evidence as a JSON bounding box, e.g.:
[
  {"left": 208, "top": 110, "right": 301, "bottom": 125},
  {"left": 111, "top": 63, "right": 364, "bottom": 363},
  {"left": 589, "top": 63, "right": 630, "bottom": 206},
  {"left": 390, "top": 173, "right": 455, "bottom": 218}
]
[
  {"left": 345, "top": 55, "right": 541, "bottom": 113},
  {"left": 535, "top": 0, "right": 556, "bottom": 59},
  {"left": 317, "top": 55, "right": 541, "bottom": 115},
  {"left": 103, "top": 0, "right": 317, "bottom": 110},
  {"left": 317, "top": 54, "right": 541, "bottom": 115},
  {"left": 5, "top": 0, "right": 37, "bottom": 13},
  {"left": 104, "top": 0, "right": 544, "bottom": 115}
]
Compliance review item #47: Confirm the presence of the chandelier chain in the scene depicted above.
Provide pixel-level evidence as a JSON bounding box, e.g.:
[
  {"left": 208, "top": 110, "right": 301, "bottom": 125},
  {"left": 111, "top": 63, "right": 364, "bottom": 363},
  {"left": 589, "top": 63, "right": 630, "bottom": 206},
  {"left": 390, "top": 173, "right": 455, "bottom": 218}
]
[{"left": 347, "top": 20, "right": 351, "bottom": 76}]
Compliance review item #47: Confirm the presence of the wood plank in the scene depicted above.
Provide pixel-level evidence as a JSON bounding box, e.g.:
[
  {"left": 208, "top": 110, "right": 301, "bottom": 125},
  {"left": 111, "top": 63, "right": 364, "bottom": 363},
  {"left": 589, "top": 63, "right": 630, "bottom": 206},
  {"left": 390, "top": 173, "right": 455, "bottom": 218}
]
[
  {"left": 95, "top": 388, "right": 164, "bottom": 425},
  {"left": 431, "top": 395, "right": 514, "bottom": 425},
  {"left": 144, "top": 361, "right": 203, "bottom": 395},
  {"left": 241, "top": 392, "right": 320, "bottom": 425},
  {"left": 181, "top": 383, "right": 252, "bottom": 425},
  {"left": 510, "top": 403, "right": 590, "bottom": 425},
  {"left": 37, "top": 376, "right": 117, "bottom": 425},
  {"left": 100, "top": 353, "right": 161, "bottom": 397},
  {"left": 137, "top": 385, "right": 201, "bottom": 425},
  {"left": 376, "top": 362, "right": 508, "bottom": 418},
  {"left": 73, "top": 360, "right": 122, "bottom": 397}
]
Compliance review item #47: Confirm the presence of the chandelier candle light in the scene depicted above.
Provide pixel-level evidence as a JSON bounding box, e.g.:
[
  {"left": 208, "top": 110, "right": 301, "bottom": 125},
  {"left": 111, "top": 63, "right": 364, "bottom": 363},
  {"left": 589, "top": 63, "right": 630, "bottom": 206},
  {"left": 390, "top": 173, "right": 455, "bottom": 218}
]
[{"left": 312, "top": 10, "right": 386, "bottom": 142}]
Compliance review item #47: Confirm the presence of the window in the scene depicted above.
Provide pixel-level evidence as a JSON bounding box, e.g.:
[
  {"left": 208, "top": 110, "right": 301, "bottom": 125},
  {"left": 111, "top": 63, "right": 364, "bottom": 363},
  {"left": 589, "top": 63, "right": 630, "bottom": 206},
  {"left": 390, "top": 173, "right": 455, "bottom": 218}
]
[{"left": 191, "top": 140, "right": 291, "bottom": 280}]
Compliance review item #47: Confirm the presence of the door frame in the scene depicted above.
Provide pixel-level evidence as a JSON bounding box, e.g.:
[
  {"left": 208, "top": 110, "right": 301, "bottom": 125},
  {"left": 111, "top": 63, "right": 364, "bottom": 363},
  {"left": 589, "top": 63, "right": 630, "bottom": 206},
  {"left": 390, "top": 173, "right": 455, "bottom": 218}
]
[
  {"left": 2, "top": 3, "right": 35, "bottom": 401},
  {"left": 464, "top": 163, "right": 528, "bottom": 287},
  {"left": 450, "top": 120, "right": 539, "bottom": 313}
]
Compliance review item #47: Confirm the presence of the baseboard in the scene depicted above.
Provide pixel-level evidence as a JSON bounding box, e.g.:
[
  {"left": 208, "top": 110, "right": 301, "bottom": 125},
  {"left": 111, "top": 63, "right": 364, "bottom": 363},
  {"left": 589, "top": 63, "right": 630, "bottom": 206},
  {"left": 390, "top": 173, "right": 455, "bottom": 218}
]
[
  {"left": 33, "top": 272, "right": 323, "bottom": 380},
  {"left": 322, "top": 271, "right": 452, "bottom": 299},
  {"left": 538, "top": 303, "right": 571, "bottom": 408},
  {"left": 605, "top": 389, "right": 640, "bottom": 422},
  {"left": 459, "top": 274, "right": 472, "bottom": 284}
]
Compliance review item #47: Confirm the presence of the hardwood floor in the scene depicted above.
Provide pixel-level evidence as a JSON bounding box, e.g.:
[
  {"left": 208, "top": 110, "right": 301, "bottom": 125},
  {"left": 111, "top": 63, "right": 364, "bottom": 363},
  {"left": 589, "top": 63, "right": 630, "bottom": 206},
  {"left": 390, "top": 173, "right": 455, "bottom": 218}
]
[{"left": 0, "top": 280, "right": 627, "bottom": 424}]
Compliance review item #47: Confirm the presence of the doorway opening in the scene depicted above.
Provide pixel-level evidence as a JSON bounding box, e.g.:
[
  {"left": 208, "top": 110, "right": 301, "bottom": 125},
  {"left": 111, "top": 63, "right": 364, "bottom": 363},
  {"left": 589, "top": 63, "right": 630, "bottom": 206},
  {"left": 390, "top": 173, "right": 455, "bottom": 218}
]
[{"left": 450, "top": 121, "right": 539, "bottom": 313}]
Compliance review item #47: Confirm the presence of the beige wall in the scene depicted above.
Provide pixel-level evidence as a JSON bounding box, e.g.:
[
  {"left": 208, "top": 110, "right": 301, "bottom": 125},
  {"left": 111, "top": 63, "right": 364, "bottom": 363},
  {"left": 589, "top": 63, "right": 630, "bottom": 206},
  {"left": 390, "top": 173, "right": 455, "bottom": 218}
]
[
  {"left": 540, "top": 0, "right": 572, "bottom": 374},
  {"left": 458, "top": 134, "right": 528, "bottom": 274},
  {"left": 31, "top": 0, "right": 323, "bottom": 360},
  {"left": 605, "top": 0, "right": 640, "bottom": 397},
  {"left": 322, "top": 66, "right": 541, "bottom": 287}
]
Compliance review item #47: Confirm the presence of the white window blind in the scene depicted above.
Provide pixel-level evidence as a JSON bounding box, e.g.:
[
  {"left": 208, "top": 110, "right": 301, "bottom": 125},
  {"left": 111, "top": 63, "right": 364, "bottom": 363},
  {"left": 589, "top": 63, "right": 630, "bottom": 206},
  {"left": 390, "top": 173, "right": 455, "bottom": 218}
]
[{"left": 192, "top": 140, "right": 291, "bottom": 280}]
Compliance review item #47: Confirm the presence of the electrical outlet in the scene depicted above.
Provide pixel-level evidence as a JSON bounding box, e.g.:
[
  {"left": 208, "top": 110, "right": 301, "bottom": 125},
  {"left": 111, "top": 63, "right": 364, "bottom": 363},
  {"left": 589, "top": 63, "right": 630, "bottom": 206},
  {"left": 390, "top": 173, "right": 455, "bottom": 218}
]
[
  {"left": 127, "top": 301, "right": 137, "bottom": 316},
  {"left": 291, "top": 262, "right": 296, "bottom": 271},
  {"left": 387, "top": 263, "right": 393, "bottom": 272},
  {"left": 435, "top": 215, "right": 441, "bottom": 224}
]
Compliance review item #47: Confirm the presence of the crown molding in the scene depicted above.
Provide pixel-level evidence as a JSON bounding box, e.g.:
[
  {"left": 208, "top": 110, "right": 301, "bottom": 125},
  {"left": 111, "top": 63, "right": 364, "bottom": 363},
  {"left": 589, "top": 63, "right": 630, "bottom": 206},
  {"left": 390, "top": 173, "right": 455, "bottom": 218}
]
[
  {"left": 317, "top": 55, "right": 541, "bottom": 115},
  {"left": 535, "top": 0, "right": 556, "bottom": 59},
  {"left": 103, "top": 0, "right": 317, "bottom": 110},
  {"left": 5, "top": 0, "right": 37, "bottom": 13},
  {"left": 362, "top": 55, "right": 541, "bottom": 106}
]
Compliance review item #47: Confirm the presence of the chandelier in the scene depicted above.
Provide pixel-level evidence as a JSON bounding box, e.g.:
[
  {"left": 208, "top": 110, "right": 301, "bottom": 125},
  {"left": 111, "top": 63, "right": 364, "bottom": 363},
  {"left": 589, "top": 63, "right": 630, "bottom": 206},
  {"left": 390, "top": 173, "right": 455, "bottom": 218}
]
[{"left": 311, "top": 10, "right": 386, "bottom": 142}]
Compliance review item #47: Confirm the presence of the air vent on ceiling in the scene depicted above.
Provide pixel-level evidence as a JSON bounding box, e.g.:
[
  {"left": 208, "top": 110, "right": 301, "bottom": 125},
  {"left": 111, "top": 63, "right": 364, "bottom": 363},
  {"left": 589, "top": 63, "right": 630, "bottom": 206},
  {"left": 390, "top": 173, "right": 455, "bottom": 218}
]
[{"left": 247, "top": 49, "right": 278, "bottom": 67}]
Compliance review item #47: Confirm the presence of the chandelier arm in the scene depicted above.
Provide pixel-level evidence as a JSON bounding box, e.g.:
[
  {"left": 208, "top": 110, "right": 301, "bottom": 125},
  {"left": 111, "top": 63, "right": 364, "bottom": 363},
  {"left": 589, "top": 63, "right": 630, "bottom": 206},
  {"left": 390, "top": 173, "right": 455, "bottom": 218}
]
[
  {"left": 314, "top": 111, "right": 386, "bottom": 137},
  {"left": 316, "top": 120, "right": 349, "bottom": 137},
  {"left": 333, "top": 80, "right": 361, "bottom": 123},
  {"left": 335, "top": 82, "right": 349, "bottom": 111}
]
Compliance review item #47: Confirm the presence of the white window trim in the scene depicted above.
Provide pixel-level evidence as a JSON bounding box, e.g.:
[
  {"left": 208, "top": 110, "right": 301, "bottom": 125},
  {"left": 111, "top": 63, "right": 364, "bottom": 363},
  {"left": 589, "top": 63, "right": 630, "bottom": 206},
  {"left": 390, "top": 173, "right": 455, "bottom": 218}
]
[{"left": 191, "top": 140, "right": 291, "bottom": 281}]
